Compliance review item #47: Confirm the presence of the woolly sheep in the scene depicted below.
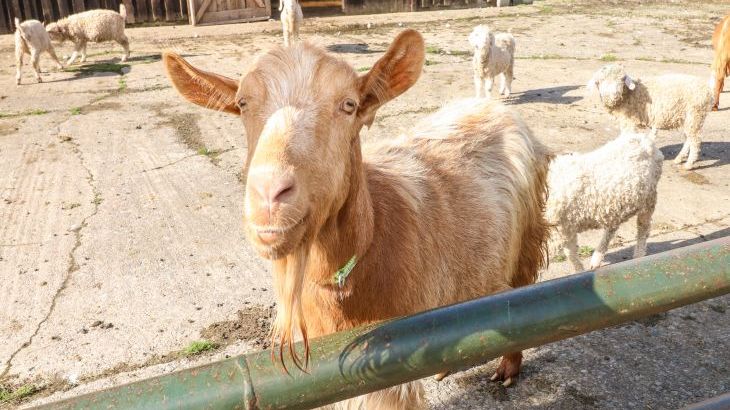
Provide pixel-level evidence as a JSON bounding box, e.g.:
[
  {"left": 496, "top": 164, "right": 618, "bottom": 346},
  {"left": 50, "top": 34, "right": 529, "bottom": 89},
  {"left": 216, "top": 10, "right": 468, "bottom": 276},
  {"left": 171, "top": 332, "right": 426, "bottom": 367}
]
[
  {"left": 46, "top": 5, "right": 129, "bottom": 64},
  {"left": 587, "top": 64, "right": 713, "bottom": 170},
  {"left": 280, "top": 0, "right": 303, "bottom": 47},
  {"left": 546, "top": 130, "right": 664, "bottom": 272},
  {"left": 468, "top": 24, "right": 515, "bottom": 99},
  {"left": 14, "top": 18, "right": 63, "bottom": 85}
]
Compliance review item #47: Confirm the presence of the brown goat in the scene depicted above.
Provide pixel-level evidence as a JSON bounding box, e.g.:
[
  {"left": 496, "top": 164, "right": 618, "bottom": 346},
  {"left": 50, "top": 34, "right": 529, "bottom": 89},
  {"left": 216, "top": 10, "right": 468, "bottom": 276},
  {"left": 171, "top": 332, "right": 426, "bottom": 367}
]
[
  {"left": 164, "top": 30, "right": 550, "bottom": 408},
  {"left": 712, "top": 14, "right": 730, "bottom": 111}
]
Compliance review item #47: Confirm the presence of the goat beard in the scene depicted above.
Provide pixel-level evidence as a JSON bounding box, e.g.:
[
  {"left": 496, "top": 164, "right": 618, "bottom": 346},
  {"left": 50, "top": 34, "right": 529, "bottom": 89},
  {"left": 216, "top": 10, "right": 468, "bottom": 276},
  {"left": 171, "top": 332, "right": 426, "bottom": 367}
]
[{"left": 270, "top": 246, "right": 310, "bottom": 372}]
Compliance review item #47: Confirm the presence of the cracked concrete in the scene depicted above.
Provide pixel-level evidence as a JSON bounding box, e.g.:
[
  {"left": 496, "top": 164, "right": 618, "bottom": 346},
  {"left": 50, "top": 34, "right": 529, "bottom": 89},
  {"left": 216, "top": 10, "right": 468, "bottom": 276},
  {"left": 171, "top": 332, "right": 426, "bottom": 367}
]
[{"left": 1, "top": 0, "right": 729, "bottom": 408}]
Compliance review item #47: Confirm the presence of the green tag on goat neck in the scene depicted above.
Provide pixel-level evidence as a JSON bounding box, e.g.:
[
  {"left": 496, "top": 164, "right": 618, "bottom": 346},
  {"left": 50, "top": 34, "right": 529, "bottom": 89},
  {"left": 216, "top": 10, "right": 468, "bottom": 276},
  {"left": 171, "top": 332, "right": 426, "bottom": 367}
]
[{"left": 334, "top": 255, "right": 357, "bottom": 288}]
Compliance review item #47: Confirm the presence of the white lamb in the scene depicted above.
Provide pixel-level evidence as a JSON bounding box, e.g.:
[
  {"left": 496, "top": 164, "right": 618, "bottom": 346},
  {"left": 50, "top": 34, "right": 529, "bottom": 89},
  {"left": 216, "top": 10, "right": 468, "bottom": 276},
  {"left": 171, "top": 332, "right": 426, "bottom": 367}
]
[
  {"left": 14, "top": 18, "right": 63, "bottom": 85},
  {"left": 468, "top": 24, "right": 515, "bottom": 99},
  {"left": 279, "top": 0, "right": 303, "bottom": 47},
  {"left": 587, "top": 64, "right": 714, "bottom": 170},
  {"left": 546, "top": 130, "right": 664, "bottom": 272},
  {"left": 46, "top": 5, "right": 130, "bottom": 64}
]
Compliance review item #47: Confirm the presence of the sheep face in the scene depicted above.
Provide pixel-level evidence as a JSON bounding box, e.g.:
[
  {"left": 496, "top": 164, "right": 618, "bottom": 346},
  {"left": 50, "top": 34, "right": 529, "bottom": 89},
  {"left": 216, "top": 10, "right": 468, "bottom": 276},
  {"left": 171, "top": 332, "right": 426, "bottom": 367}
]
[
  {"left": 469, "top": 25, "right": 494, "bottom": 57},
  {"left": 45, "top": 23, "right": 67, "bottom": 42},
  {"left": 587, "top": 64, "right": 636, "bottom": 108}
]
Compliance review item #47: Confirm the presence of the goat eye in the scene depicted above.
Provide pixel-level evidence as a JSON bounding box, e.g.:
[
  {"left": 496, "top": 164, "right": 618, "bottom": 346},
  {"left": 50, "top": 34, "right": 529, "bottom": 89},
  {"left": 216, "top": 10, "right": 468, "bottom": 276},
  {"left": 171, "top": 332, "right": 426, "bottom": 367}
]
[
  {"left": 237, "top": 98, "right": 247, "bottom": 110},
  {"left": 340, "top": 98, "right": 357, "bottom": 114}
]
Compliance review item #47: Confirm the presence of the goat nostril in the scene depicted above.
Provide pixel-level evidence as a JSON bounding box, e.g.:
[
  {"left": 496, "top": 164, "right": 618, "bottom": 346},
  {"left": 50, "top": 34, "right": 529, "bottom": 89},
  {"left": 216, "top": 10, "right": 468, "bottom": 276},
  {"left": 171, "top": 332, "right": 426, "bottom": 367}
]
[{"left": 271, "top": 180, "right": 295, "bottom": 204}]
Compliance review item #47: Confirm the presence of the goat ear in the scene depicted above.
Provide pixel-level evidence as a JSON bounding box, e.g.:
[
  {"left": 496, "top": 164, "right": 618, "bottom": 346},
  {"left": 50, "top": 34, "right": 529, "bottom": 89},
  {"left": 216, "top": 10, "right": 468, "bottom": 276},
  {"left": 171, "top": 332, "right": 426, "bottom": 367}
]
[
  {"left": 624, "top": 75, "right": 636, "bottom": 91},
  {"left": 163, "top": 52, "right": 240, "bottom": 115},
  {"left": 358, "top": 29, "right": 425, "bottom": 127}
]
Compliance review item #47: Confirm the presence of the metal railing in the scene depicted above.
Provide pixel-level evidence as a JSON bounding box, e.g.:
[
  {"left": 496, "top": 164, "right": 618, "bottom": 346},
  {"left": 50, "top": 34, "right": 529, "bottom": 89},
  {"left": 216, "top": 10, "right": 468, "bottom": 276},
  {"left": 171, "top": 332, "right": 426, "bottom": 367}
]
[{"left": 34, "top": 237, "right": 730, "bottom": 409}]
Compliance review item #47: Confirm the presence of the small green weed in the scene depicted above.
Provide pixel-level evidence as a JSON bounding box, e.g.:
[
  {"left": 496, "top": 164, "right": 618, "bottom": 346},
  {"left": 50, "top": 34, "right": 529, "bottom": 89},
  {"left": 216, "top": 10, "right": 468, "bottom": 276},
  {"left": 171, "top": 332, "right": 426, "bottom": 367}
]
[
  {"left": 118, "top": 77, "right": 127, "bottom": 91},
  {"left": 600, "top": 54, "right": 618, "bottom": 62},
  {"left": 425, "top": 45, "right": 443, "bottom": 54},
  {"left": 578, "top": 246, "right": 595, "bottom": 257},
  {"left": 0, "top": 384, "right": 38, "bottom": 404},
  {"left": 552, "top": 254, "right": 567, "bottom": 263},
  {"left": 356, "top": 66, "right": 371, "bottom": 72},
  {"left": 424, "top": 59, "right": 437, "bottom": 66},
  {"left": 70, "top": 107, "right": 82, "bottom": 115},
  {"left": 183, "top": 340, "right": 218, "bottom": 356}
]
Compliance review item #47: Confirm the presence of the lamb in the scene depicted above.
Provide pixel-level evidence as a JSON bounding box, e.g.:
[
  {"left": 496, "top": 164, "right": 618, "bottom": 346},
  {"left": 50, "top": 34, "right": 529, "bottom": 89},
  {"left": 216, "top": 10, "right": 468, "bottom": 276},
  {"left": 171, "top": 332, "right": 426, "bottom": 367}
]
[
  {"left": 711, "top": 14, "right": 730, "bottom": 111},
  {"left": 14, "top": 18, "right": 63, "bottom": 85},
  {"left": 587, "top": 64, "right": 713, "bottom": 170},
  {"left": 546, "top": 130, "right": 663, "bottom": 272},
  {"left": 279, "top": 0, "right": 303, "bottom": 47},
  {"left": 163, "top": 29, "right": 551, "bottom": 407},
  {"left": 46, "top": 5, "right": 130, "bottom": 64},
  {"left": 468, "top": 24, "right": 515, "bottom": 99}
]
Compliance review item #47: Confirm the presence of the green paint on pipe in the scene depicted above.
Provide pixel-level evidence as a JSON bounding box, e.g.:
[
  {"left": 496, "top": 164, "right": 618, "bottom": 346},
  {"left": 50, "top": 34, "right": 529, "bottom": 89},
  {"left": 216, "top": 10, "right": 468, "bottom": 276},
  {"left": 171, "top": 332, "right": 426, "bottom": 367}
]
[{"left": 34, "top": 237, "right": 730, "bottom": 410}]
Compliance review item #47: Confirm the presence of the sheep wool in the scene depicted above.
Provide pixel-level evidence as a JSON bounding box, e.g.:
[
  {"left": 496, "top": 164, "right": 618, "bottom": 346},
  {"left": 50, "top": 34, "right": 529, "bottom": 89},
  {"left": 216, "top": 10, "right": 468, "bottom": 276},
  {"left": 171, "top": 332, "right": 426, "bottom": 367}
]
[
  {"left": 46, "top": 6, "right": 129, "bottom": 64},
  {"left": 469, "top": 24, "right": 515, "bottom": 99},
  {"left": 15, "top": 18, "right": 63, "bottom": 84},
  {"left": 546, "top": 130, "right": 664, "bottom": 272},
  {"left": 588, "top": 64, "right": 713, "bottom": 169}
]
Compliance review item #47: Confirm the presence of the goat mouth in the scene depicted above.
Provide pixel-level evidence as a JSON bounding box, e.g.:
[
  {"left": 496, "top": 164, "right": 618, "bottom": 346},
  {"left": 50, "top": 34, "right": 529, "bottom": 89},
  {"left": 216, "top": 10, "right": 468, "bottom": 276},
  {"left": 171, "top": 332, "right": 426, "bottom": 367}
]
[{"left": 252, "top": 215, "right": 307, "bottom": 245}]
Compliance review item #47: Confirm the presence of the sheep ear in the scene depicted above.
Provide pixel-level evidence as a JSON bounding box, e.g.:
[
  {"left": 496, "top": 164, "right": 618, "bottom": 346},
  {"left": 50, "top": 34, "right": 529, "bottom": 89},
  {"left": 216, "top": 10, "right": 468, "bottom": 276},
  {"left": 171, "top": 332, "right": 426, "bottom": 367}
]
[
  {"left": 163, "top": 52, "right": 240, "bottom": 115},
  {"left": 624, "top": 75, "right": 636, "bottom": 91},
  {"left": 358, "top": 30, "right": 425, "bottom": 127}
]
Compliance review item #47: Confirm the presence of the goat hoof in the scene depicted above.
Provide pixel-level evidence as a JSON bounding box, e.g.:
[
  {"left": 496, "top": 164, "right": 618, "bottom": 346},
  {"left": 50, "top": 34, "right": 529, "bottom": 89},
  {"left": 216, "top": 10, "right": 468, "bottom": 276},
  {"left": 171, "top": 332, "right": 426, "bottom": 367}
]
[
  {"left": 502, "top": 377, "right": 514, "bottom": 387},
  {"left": 434, "top": 371, "right": 450, "bottom": 382}
]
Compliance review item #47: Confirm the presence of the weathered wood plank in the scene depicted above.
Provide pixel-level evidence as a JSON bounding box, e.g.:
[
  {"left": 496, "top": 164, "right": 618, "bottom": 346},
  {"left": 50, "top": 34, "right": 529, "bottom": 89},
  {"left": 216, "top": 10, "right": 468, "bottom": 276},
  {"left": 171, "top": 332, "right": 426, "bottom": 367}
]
[
  {"left": 40, "top": 0, "right": 54, "bottom": 22},
  {"left": 164, "top": 0, "right": 175, "bottom": 20},
  {"left": 22, "top": 0, "right": 33, "bottom": 19},
  {"left": 193, "top": 0, "right": 212, "bottom": 24},
  {"left": 199, "top": 6, "right": 266, "bottom": 23},
  {"left": 0, "top": 0, "right": 10, "bottom": 33},
  {"left": 135, "top": 0, "right": 149, "bottom": 22},
  {"left": 150, "top": 0, "right": 162, "bottom": 20},
  {"left": 10, "top": 0, "right": 23, "bottom": 21},
  {"left": 72, "top": 0, "right": 85, "bottom": 13},
  {"left": 56, "top": 0, "right": 70, "bottom": 17},
  {"left": 88, "top": 0, "right": 100, "bottom": 9},
  {"left": 121, "top": 0, "right": 135, "bottom": 22}
]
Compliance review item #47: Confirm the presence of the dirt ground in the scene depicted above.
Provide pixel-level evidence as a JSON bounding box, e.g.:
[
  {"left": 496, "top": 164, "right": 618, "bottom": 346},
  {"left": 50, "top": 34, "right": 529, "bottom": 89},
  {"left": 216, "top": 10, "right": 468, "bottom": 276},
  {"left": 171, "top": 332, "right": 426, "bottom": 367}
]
[{"left": 1, "top": 0, "right": 729, "bottom": 408}]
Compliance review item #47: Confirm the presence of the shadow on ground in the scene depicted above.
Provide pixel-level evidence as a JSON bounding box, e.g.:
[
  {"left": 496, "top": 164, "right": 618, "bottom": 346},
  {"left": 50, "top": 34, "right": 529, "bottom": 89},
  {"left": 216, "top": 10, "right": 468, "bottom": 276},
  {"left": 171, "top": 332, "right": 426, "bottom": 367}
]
[
  {"left": 506, "top": 85, "right": 583, "bottom": 105},
  {"left": 660, "top": 141, "right": 730, "bottom": 170},
  {"left": 326, "top": 43, "right": 382, "bottom": 54},
  {"left": 604, "top": 227, "right": 730, "bottom": 264}
]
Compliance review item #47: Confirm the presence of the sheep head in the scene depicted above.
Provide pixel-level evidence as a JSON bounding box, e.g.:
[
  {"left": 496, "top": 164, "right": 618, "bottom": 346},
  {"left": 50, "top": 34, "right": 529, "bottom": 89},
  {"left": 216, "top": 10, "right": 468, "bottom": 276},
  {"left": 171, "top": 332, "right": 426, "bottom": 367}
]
[
  {"left": 469, "top": 24, "right": 494, "bottom": 55},
  {"left": 45, "top": 22, "right": 67, "bottom": 42},
  {"left": 587, "top": 64, "right": 636, "bottom": 108}
]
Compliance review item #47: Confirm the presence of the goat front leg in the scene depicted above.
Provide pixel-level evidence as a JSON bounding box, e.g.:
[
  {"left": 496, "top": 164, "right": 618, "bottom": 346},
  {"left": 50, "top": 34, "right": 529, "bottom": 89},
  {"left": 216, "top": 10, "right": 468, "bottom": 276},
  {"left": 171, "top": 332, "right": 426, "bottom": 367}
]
[
  {"left": 80, "top": 42, "right": 88, "bottom": 63},
  {"left": 491, "top": 351, "right": 522, "bottom": 387},
  {"left": 474, "top": 74, "right": 484, "bottom": 98},
  {"left": 673, "top": 138, "right": 691, "bottom": 165},
  {"left": 561, "top": 230, "right": 583, "bottom": 272},
  {"left": 118, "top": 34, "right": 130, "bottom": 62},
  {"left": 683, "top": 131, "right": 702, "bottom": 170},
  {"left": 67, "top": 43, "right": 82, "bottom": 65},
  {"left": 589, "top": 226, "right": 618, "bottom": 270}
]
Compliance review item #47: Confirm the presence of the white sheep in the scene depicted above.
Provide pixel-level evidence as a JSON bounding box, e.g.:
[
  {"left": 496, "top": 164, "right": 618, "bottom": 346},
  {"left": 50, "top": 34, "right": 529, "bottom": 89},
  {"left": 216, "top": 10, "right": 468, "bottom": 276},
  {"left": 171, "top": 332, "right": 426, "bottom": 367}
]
[
  {"left": 468, "top": 24, "right": 515, "bottom": 99},
  {"left": 587, "top": 64, "right": 714, "bottom": 170},
  {"left": 546, "top": 130, "right": 664, "bottom": 272},
  {"left": 14, "top": 18, "right": 63, "bottom": 85},
  {"left": 46, "top": 5, "right": 130, "bottom": 64},
  {"left": 280, "top": 0, "right": 303, "bottom": 47}
]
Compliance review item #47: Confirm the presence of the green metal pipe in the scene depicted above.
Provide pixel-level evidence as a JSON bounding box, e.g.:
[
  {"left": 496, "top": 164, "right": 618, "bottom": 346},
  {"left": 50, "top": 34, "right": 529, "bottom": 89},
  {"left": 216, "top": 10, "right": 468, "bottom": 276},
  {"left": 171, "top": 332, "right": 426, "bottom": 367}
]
[{"left": 36, "top": 237, "right": 730, "bottom": 410}]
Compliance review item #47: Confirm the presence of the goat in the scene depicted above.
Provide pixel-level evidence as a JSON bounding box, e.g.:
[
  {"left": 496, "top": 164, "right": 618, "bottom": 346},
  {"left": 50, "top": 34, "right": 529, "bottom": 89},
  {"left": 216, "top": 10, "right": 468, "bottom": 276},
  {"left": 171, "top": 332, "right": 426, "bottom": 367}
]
[{"left": 163, "top": 30, "right": 551, "bottom": 408}]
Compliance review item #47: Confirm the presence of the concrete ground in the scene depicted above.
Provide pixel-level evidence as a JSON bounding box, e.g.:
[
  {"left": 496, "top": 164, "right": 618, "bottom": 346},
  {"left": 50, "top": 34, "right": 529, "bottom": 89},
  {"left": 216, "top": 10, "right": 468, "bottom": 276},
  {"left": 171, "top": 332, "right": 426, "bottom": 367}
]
[{"left": 0, "top": 0, "right": 728, "bottom": 407}]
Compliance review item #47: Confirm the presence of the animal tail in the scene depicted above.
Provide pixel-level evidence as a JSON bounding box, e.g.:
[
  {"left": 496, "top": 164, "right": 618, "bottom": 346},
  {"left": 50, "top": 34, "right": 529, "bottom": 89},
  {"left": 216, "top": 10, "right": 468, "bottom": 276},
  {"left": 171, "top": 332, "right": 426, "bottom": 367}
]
[
  {"left": 119, "top": 3, "right": 127, "bottom": 22},
  {"left": 14, "top": 18, "right": 29, "bottom": 42}
]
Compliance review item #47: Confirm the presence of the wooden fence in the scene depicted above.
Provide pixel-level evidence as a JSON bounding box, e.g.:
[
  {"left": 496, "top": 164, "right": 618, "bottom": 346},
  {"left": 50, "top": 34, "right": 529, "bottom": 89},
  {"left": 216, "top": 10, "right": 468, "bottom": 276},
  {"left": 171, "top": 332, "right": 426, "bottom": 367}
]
[{"left": 0, "top": 0, "right": 189, "bottom": 34}]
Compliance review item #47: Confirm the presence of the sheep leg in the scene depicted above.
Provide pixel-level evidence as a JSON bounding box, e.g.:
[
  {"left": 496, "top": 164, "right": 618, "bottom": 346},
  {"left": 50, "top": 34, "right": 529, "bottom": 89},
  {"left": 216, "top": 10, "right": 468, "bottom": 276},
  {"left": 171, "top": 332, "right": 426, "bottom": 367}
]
[
  {"left": 483, "top": 77, "right": 493, "bottom": 100},
  {"left": 673, "top": 138, "right": 691, "bottom": 165},
  {"left": 80, "top": 42, "right": 88, "bottom": 63},
  {"left": 683, "top": 131, "right": 702, "bottom": 170},
  {"left": 589, "top": 226, "right": 618, "bottom": 270},
  {"left": 30, "top": 49, "right": 42, "bottom": 83},
  {"left": 502, "top": 65, "right": 513, "bottom": 97},
  {"left": 15, "top": 46, "right": 23, "bottom": 85},
  {"left": 561, "top": 230, "right": 583, "bottom": 272},
  {"left": 634, "top": 201, "right": 656, "bottom": 259},
  {"left": 47, "top": 47, "right": 64, "bottom": 69},
  {"left": 118, "top": 34, "right": 130, "bottom": 62},
  {"left": 474, "top": 75, "right": 484, "bottom": 98},
  {"left": 67, "top": 43, "right": 82, "bottom": 65},
  {"left": 490, "top": 352, "right": 522, "bottom": 387}
]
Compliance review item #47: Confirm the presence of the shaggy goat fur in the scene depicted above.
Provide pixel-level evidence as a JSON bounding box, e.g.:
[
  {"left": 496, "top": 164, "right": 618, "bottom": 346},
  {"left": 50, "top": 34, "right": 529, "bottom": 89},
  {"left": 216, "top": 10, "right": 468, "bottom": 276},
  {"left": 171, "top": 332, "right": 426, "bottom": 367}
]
[
  {"left": 546, "top": 130, "right": 663, "bottom": 272},
  {"left": 14, "top": 18, "right": 63, "bottom": 85},
  {"left": 164, "top": 29, "right": 551, "bottom": 408},
  {"left": 46, "top": 5, "right": 129, "bottom": 64},
  {"left": 711, "top": 14, "right": 730, "bottom": 111},
  {"left": 279, "top": 0, "right": 303, "bottom": 47},
  {"left": 587, "top": 64, "right": 713, "bottom": 170},
  {"left": 468, "top": 24, "right": 515, "bottom": 98}
]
